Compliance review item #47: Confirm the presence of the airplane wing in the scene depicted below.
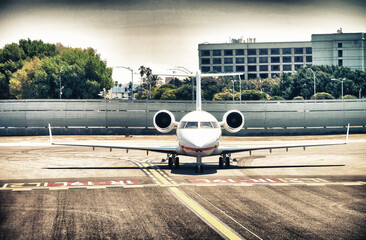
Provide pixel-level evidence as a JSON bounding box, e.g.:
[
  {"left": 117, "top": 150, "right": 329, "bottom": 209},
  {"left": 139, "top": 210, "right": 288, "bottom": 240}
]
[
  {"left": 218, "top": 124, "right": 350, "bottom": 154},
  {"left": 48, "top": 124, "right": 178, "bottom": 154}
]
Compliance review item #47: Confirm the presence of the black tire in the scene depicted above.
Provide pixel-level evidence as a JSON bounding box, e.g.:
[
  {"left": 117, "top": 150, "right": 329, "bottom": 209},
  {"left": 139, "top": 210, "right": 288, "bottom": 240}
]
[
  {"left": 219, "top": 157, "right": 223, "bottom": 168},
  {"left": 168, "top": 157, "right": 173, "bottom": 168},
  {"left": 225, "top": 157, "right": 230, "bottom": 168},
  {"left": 175, "top": 157, "right": 180, "bottom": 168}
]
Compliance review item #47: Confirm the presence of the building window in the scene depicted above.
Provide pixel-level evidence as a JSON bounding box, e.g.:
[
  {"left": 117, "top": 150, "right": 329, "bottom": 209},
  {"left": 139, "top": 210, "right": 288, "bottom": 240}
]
[
  {"left": 271, "top": 57, "right": 280, "bottom": 63},
  {"left": 282, "top": 48, "right": 292, "bottom": 54},
  {"left": 248, "top": 74, "right": 257, "bottom": 79},
  {"left": 201, "top": 66, "right": 211, "bottom": 72},
  {"left": 201, "top": 58, "right": 210, "bottom": 65},
  {"left": 213, "top": 66, "right": 222, "bottom": 72},
  {"left": 294, "top": 56, "right": 303, "bottom": 62},
  {"left": 236, "top": 65, "right": 245, "bottom": 72},
  {"left": 295, "top": 64, "right": 303, "bottom": 70},
  {"left": 338, "top": 50, "right": 343, "bottom": 57},
  {"left": 283, "top": 56, "right": 292, "bottom": 63},
  {"left": 224, "top": 58, "right": 233, "bottom": 64},
  {"left": 224, "top": 50, "right": 233, "bottom": 56},
  {"left": 306, "top": 56, "right": 312, "bottom": 62},
  {"left": 259, "top": 57, "right": 268, "bottom": 63},
  {"left": 259, "top": 73, "right": 268, "bottom": 79},
  {"left": 271, "top": 65, "right": 280, "bottom": 71},
  {"left": 338, "top": 42, "right": 343, "bottom": 48},
  {"left": 248, "top": 49, "right": 257, "bottom": 55},
  {"left": 306, "top": 47, "right": 312, "bottom": 54},
  {"left": 248, "top": 66, "right": 257, "bottom": 72},
  {"left": 224, "top": 66, "right": 233, "bottom": 72},
  {"left": 213, "top": 50, "right": 222, "bottom": 56},
  {"left": 259, "top": 49, "right": 268, "bottom": 55},
  {"left": 201, "top": 50, "right": 210, "bottom": 56},
  {"left": 294, "top": 48, "right": 304, "bottom": 54},
  {"left": 248, "top": 57, "right": 257, "bottom": 64},
  {"left": 271, "top": 48, "right": 280, "bottom": 55},
  {"left": 259, "top": 65, "right": 268, "bottom": 71},
  {"left": 283, "top": 65, "right": 292, "bottom": 71},
  {"left": 235, "top": 49, "right": 244, "bottom": 55},
  {"left": 213, "top": 58, "right": 222, "bottom": 64},
  {"left": 236, "top": 57, "right": 245, "bottom": 64},
  {"left": 338, "top": 59, "right": 343, "bottom": 66}
]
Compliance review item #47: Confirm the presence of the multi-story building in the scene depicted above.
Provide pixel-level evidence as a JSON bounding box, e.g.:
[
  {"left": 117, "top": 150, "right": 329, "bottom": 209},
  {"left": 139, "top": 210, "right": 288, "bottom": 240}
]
[{"left": 198, "top": 31, "right": 366, "bottom": 80}]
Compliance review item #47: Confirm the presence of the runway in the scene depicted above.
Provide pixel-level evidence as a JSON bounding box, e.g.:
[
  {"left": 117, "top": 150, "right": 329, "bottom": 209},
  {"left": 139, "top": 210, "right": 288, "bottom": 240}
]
[{"left": 0, "top": 134, "right": 365, "bottom": 239}]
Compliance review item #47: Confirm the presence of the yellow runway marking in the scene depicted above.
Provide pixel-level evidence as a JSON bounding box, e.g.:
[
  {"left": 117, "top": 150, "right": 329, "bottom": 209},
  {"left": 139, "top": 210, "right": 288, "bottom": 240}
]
[
  {"left": 170, "top": 187, "right": 242, "bottom": 240},
  {"left": 141, "top": 163, "right": 171, "bottom": 185}
]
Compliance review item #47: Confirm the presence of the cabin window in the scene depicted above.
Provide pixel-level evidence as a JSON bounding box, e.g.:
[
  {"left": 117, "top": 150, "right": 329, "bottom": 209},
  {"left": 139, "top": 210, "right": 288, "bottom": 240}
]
[{"left": 211, "top": 121, "right": 220, "bottom": 128}]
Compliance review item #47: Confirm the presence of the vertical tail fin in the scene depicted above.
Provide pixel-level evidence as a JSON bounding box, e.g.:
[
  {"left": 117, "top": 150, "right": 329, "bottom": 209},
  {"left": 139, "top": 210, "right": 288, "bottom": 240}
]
[{"left": 196, "top": 70, "right": 201, "bottom": 111}]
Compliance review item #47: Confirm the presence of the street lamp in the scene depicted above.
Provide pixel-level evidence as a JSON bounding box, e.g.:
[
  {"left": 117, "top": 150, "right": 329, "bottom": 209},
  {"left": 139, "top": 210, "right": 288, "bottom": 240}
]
[
  {"left": 331, "top": 78, "right": 345, "bottom": 100},
  {"left": 231, "top": 80, "right": 236, "bottom": 102},
  {"left": 307, "top": 68, "right": 316, "bottom": 101},
  {"left": 59, "top": 66, "right": 64, "bottom": 99},
  {"left": 113, "top": 66, "right": 134, "bottom": 100}
]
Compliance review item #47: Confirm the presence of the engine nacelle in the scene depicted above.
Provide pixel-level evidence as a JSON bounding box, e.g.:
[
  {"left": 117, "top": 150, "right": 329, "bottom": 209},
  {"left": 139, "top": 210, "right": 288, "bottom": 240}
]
[
  {"left": 222, "top": 110, "right": 245, "bottom": 133},
  {"left": 153, "top": 110, "right": 177, "bottom": 133}
]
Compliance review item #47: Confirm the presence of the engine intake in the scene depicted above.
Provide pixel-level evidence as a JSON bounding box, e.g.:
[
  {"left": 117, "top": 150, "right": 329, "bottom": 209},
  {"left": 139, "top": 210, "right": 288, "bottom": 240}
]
[
  {"left": 222, "top": 110, "right": 245, "bottom": 133},
  {"left": 153, "top": 110, "right": 176, "bottom": 133}
]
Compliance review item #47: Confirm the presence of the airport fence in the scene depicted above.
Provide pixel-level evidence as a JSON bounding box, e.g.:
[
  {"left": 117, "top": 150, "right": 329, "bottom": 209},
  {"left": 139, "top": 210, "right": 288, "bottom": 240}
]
[{"left": 0, "top": 99, "right": 365, "bottom": 136}]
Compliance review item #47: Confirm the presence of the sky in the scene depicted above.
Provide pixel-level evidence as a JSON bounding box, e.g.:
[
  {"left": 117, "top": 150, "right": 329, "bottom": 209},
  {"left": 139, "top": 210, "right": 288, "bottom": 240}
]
[{"left": 0, "top": 0, "right": 366, "bottom": 84}]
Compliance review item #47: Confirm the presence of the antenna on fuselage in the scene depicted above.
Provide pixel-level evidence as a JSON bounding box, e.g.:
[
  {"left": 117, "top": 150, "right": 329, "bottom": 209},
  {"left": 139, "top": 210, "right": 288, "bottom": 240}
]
[{"left": 196, "top": 70, "right": 202, "bottom": 111}]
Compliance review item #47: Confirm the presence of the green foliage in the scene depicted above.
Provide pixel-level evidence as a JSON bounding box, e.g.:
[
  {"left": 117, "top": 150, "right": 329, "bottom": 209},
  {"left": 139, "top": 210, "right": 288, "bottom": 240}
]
[
  {"left": 152, "top": 84, "right": 176, "bottom": 99},
  {"left": 270, "top": 96, "right": 285, "bottom": 100},
  {"left": 201, "top": 78, "right": 218, "bottom": 100},
  {"left": 168, "top": 78, "right": 183, "bottom": 87},
  {"left": 175, "top": 84, "right": 195, "bottom": 100},
  {"left": 293, "top": 96, "right": 304, "bottom": 100},
  {"left": 343, "top": 95, "right": 357, "bottom": 99},
  {"left": 241, "top": 90, "right": 269, "bottom": 100},
  {"left": 213, "top": 89, "right": 239, "bottom": 101},
  {"left": 311, "top": 92, "right": 335, "bottom": 100},
  {"left": 161, "top": 89, "right": 177, "bottom": 100}
]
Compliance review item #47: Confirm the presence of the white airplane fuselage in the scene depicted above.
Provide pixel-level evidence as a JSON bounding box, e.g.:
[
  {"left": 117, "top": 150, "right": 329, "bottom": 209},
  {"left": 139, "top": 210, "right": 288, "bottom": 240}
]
[{"left": 176, "top": 111, "right": 221, "bottom": 157}]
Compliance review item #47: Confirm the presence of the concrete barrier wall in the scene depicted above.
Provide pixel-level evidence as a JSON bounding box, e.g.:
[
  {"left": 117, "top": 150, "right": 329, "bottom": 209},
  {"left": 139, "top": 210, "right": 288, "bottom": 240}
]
[{"left": 0, "top": 99, "right": 365, "bottom": 136}]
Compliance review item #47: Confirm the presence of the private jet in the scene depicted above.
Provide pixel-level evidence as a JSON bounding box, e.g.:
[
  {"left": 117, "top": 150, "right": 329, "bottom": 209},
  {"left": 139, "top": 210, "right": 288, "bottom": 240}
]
[{"left": 49, "top": 71, "right": 349, "bottom": 173}]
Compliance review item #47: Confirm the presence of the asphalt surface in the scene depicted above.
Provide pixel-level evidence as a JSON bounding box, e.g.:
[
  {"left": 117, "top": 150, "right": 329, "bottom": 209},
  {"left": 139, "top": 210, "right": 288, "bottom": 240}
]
[{"left": 0, "top": 134, "right": 365, "bottom": 239}]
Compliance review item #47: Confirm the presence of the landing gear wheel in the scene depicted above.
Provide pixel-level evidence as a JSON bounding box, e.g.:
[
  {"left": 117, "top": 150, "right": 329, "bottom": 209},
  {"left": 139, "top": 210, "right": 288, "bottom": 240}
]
[
  {"left": 219, "top": 157, "right": 223, "bottom": 168},
  {"left": 225, "top": 157, "right": 230, "bottom": 168},
  {"left": 168, "top": 157, "right": 173, "bottom": 168},
  {"left": 175, "top": 157, "right": 180, "bottom": 168}
]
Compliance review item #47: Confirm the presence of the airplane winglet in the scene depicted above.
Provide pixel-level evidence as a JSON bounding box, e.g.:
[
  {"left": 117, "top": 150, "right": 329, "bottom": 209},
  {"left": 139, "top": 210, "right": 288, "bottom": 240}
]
[
  {"left": 346, "top": 123, "right": 350, "bottom": 143},
  {"left": 48, "top": 123, "right": 53, "bottom": 144}
]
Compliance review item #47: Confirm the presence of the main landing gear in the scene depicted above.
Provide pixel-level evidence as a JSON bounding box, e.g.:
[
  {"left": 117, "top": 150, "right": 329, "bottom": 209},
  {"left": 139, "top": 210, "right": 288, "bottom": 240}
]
[
  {"left": 164, "top": 153, "right": 179, "bottom": 169},
  {"left": 219, "top": 154, "right": 234, "bottom": 169}
]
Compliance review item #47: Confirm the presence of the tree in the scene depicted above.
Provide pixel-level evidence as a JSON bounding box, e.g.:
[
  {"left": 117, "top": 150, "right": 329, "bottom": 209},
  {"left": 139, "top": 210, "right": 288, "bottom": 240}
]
[
  {"left": 175, "top": 84, "right": 195, "bottom": 100},
  {"left": 311, "top": 92, "right": 335, "bottom": 100},
  {"left": 241, "top": 90, "right": 269, "bottom": 100},
  {"left": 152, "top": 84, "right": 177, "bottom": 100},
  {"left": 201, "top": 78, "right": 219, "bottom": 100},
  {"left": 161, "top": 89, "right": 177, "bottom": 100},
  {"left": 31, "top": 48, "right": 113, "bottom": 99},
  {"left": 9, "top": 57, "right": 42, "bottom": 99}
]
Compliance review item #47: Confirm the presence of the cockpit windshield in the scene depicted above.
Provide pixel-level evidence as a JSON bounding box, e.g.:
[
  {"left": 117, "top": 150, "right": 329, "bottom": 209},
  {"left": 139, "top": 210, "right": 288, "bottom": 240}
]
[
  {"left": 178, "top": 121, "right": 220, "bottom": 129},
  {"left": 200, "top": 122, "right": 213, "bottom": 128},
  {"left": 185, "top": 122, "right": 199, "bottom": 129}
]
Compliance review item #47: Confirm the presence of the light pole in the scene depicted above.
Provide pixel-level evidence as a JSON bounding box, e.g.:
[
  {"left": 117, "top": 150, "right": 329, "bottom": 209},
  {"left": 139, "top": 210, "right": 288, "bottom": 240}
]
[
  {"left": 59, "top": 66, "right": 64, "bottom": 99},
  {"left": 113, "top": 66, "right": 134, "bottom": 99},
  {"left": 331, "top": 78, "right": 345, "bottom": 100},
  {"left": 238, "top": 74, "right": 242, "bottom": 102},
  {"left": 307, "top": 68, "right": 316, "bottom": 101},
  {"left": 231, "top": 80, "right": 236, "bottom": 102}
]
